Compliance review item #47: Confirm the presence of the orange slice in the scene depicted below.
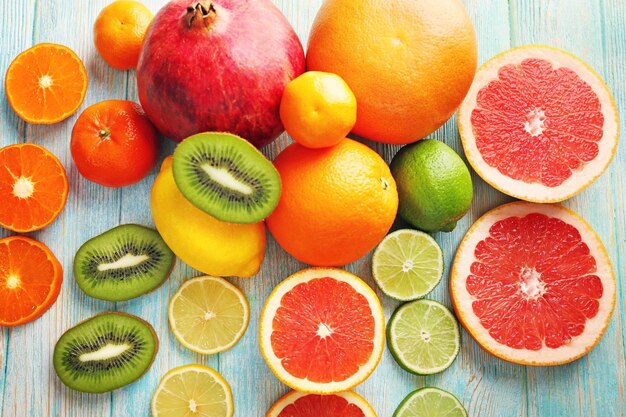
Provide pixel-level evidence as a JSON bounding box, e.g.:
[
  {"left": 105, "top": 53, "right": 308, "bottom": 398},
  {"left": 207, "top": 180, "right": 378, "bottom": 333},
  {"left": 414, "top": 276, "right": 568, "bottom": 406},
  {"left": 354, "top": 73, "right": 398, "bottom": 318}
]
[
  {"left": 0, "top": 143, "right": 69, "bottom": 232},
  {"left": 0, "top": 236, "right": 63, "bottom": 326},
  {"left": 5, "top": 43, "right": 88, "bottom": 124},
  {"left": 267, "top": 390, "right": 377, "bottom": 417}
]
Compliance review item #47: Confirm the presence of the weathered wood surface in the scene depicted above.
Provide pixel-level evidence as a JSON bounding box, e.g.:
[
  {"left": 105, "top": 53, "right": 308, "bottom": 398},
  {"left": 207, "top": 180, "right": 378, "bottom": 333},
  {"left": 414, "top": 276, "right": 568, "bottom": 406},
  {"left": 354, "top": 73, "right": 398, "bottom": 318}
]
[{"left": 0, "top": 0, "right": 623, "bottom": 416}]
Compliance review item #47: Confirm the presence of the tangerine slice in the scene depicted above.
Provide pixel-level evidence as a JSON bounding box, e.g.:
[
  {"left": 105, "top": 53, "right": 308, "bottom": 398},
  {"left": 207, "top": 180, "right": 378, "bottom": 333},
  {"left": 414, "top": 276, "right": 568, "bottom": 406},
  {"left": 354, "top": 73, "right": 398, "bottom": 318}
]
[
  {"left": 0, "top": 236, "right": 63, "bottom": 326},
  {"left": 5, "top": 43, "right": 88, "bottom": 124},
  {"left": 0, "top": 144, "right": 69, "bottom": 232}
]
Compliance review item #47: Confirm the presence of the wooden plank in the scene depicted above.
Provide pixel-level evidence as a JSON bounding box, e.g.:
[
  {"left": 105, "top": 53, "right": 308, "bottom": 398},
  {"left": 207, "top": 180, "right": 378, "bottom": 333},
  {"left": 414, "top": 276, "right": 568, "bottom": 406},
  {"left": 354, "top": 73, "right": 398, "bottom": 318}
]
[{"left": 510, "top": 0, "right": 624, "bottom": 416}]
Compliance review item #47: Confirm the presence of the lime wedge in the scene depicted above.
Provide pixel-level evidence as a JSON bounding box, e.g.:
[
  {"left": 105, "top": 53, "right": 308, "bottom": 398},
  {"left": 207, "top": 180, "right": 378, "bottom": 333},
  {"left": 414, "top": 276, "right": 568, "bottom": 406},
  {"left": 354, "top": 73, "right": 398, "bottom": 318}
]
[
  {"left": 169, "top": 276, "right": 249, "bottom": 354},
  {"left": 388, "top": 299, "right": 460, "bottom": 375},
  {"left": 394, "top": 387, "right": 467, "bottom": 417},
  {"left": 372, "top": 229, "right": 444, "bottom": 300}
]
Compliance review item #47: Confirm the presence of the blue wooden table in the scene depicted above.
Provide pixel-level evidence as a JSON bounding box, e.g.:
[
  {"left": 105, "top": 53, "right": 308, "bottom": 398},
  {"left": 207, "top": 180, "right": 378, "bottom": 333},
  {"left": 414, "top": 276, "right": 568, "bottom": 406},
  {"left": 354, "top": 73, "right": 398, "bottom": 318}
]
[{"left": 1, "top": 0, "right": 624, "bottom": 416}]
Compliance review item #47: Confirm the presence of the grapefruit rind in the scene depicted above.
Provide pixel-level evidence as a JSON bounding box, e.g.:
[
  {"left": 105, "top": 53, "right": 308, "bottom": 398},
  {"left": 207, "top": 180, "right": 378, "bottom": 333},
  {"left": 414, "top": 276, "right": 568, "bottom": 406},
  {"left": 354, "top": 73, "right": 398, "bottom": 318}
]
[
  {"left": 266, "top": 390, "right": 377, "bottom": 417},
  {"left": 450, "top": 201, "right": 616, "bottom": 365},
  {"left": 259, "top": 267, "right": 385, "bottom": 394},
  {"left": 458, "top": 45, "right": 619, "bottom": 203}
]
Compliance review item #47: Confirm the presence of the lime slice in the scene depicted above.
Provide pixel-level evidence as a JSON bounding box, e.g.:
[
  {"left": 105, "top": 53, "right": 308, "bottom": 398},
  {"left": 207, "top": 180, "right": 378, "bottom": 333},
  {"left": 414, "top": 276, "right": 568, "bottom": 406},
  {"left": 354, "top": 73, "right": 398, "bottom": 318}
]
[
  {"left": 372, "top": 229, "right": 444, "bottom": 300},
  {"left": 394, "top": 387, "right": 467, "bottom": 417},
  {"left": 152, "top": 364, "right": 234, "bottom": 417},
  {"left": 169, "top": 276, "right": 249, "bottom": 354},
  {"left": 388, "top": 299, "right": 460, "bottom": 375}
]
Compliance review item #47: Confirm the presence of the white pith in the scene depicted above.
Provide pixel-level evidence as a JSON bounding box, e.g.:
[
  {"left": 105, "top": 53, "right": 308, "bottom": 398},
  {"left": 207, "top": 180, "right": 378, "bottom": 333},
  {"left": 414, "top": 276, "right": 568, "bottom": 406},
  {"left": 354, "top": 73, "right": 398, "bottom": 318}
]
[
  {"left": 519, "top": 267, "right": 546, "bottom": 299},
  {"left": 266, "top": 390, "right": 377, "bottom": 417},
  {"left": 260, "top": 268, "right": 385, "bottom": 394},
  {"left": 201, "top": 163, "right": 253, "bottom": 195},
  {"left": 6, "top": 275, "right": 20, "bottom": 289},
  {"left": 13, "top": 177, "right": 35, "bottom": 199},
  {"left": 450, "top": 202, "right": 616, "bottom": 365},
  {"left": 96, "top": 253, "right": 150, "bottom": 271},
  {"left": 458, "top": 46, "right": 619, "bottom": 202},
  {"left": 38, "top": 74, "right": 53, "bottom": 89},
  {"left": 78, "top": 343, "right": 131, "bottom": 362},
  {"left": 316, "top": 323, "right": 333, "bottom": 339}
]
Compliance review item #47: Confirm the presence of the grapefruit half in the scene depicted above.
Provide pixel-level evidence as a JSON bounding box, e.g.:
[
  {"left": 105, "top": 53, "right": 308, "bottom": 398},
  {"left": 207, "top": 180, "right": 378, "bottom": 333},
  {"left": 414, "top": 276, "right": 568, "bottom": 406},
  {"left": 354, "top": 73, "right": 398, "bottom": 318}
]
[
  {"left": 450, "top": 201, "right": 616, "bottom": 365},
  {"left": 458, "top": 45, "right": 618, "bottom": 202},
  {"left": 260, "top": 268, "right": 385, "bottom": 393},
  {"left": 266, "top": 390, "right": 377, "bottom": 417}
]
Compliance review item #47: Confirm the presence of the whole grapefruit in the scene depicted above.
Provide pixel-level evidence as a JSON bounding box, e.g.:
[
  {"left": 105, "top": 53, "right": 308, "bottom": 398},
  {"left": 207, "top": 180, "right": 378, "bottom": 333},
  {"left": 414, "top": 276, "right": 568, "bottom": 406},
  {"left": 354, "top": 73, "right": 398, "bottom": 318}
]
[
  {"left": 306, "top": 0, "right": 477, "bottom": 144},
  {"left": 266, "top": 139, "right": 398, "bottom": 266}
]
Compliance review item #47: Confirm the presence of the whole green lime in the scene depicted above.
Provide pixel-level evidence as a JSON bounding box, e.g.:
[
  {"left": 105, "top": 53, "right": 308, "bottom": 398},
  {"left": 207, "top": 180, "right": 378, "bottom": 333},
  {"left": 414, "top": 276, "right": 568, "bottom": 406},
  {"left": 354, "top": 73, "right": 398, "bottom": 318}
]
[{"left": 390, "top": 139, "right": 473, "bottom": 232}]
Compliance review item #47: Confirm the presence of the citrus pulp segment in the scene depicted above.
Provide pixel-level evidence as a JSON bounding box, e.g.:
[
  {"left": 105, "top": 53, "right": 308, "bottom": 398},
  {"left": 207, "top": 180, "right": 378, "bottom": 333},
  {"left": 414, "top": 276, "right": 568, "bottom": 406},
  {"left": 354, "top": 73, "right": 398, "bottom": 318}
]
[
  {"left": 372, "top": 229, "right": 444, "bottom": 300},
  {"left": 458, "top": 45, "right": 618, "bottom": 202},
  {"left": 266, "top": 390, "right": 377, "bottom": 417},
  {"left": 169, "top": 276, "right": 250, "bottom": 354},
  {"left": 394, "top": 387, "right": 467, "bottom": 417},
  {"left": 260, "top": 268, "right": 385, "bottom": 393},
  {"left": 450, "top": 201, "right": 616, "bottom": 365},
  {"left": 388, "top": 300, "right": 460, "bottom": 375},
  {"left": 152, "top": 364, "right": 233, "bottom": 417}
]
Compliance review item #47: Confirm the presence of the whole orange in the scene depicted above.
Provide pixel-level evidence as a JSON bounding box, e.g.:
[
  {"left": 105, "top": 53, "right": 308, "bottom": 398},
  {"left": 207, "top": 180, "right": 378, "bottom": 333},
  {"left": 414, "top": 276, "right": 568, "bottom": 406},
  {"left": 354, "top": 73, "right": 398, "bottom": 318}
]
[
  {"left": 266, "top": 139, "right": 398, "bottom": 266},
  {"left": 94, "top": 1, "right": 153, "bottom": 70},
  {"left": 71, "top": 100, "right": 159, "bottom": 188},
  {"left": 306, "top": 0, "right": 477, "bottom": 144}
]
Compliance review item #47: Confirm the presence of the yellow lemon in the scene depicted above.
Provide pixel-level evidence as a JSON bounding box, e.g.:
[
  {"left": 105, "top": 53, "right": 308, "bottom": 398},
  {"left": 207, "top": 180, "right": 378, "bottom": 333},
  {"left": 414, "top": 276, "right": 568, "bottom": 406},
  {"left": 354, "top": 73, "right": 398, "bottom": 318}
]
[{"left": 150, "top": 157, "right": 266, "bottom": 277}]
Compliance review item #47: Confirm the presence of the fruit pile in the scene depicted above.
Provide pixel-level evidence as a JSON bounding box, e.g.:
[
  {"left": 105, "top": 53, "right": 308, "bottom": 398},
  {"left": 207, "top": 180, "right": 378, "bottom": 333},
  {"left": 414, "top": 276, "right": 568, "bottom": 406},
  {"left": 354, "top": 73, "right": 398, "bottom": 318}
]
[{"left": 0, "top": 0, "right": 619, "bottom": 416}]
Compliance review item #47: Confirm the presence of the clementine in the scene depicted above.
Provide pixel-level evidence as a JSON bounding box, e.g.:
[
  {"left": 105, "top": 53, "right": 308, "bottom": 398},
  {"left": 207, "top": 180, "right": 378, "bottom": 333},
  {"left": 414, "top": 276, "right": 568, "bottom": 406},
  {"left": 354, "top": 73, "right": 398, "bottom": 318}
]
[
  {"left": 306, "top": 0, "right": 477, "bottom": 144},
  {"left": 5, "top": 43, "right": 88, "bottom": 124},
  {"left": 280, "top": 71, "right": 356, "bottom": 149},
  {"left": 94, "top": 1, "right": 153, "bottom": 70},
  {"left": 266, "top": 139, "right": 398, "bottom": 266},
  {"left": 71, "top": 100, "right": 159, "bottom": 188}
]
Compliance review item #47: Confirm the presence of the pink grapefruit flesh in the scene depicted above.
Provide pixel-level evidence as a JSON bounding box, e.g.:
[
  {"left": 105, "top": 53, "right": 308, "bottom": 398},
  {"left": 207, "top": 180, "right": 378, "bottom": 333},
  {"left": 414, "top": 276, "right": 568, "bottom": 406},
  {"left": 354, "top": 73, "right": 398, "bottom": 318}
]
[
  {"left": 451, "top": 201, "right": 615, "bottom": 365},
  {"left": 260, "top": 268, "right": 385, "bottom": 393},
  {"left": 459, "top": 45, "right": 618, "bottom": 202},
  {"left": 266, "top": 390, "right": 376, "bottom": 417}
]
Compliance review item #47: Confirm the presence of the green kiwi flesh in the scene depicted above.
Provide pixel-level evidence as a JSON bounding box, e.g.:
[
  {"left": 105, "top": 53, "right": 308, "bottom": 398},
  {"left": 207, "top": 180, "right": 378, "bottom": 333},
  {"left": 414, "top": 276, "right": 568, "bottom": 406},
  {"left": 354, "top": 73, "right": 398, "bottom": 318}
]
[
  {"left": 172, "top": 132, "right": 281, "bottom": 223},
  {"left": 53, "top": 312, "right": 158, "bottom": 393},
  {"left": 73, "top": 224, "right": 175, "bottom": 301}
]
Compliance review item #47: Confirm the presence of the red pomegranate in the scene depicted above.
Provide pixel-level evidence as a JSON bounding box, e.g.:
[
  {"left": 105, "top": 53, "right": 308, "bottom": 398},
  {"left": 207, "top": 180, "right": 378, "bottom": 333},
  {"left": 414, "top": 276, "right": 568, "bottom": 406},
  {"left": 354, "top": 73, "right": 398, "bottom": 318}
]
[{"left": 137, "top": 0, "right": 305, "bottom": 147}]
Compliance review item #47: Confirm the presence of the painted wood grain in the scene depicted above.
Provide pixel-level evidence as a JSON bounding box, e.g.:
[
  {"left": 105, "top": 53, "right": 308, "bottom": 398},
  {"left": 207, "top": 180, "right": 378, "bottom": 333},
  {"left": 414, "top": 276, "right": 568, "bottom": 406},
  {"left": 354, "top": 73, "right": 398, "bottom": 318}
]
[{"left": 0, "top": 0, "right": 624, "bottom": 416}]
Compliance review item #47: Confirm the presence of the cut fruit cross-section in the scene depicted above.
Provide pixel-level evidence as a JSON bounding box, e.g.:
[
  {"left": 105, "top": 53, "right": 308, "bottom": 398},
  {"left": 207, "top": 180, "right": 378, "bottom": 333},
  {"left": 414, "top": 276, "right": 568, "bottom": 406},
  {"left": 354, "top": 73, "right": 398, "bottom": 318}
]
[
  {"left": 267, "top": 390, "right": 377, "bottom": 417},
  {"left": 260, "top": 268, "right": 385, "bottom": 394},
  {"left": 0, "top": 236, "right": 63, "bottom": 326},
  {"left": 0, "top": 143, "right": 69, "bottom": 232},
  {"left": 458, "top": 45, "right": 618, "bottom": 202},
  {"left": 450, "top": 201, "right": 616, "bottom": 365},
  {"left": 394, "top": 387, "right": 467, "bottom": 417},
  {"left": 169, "top": 276, "right": 250, "bottom": 354},
  {"left": 152, "top": 364, "right": 233, "bottom": 417}
]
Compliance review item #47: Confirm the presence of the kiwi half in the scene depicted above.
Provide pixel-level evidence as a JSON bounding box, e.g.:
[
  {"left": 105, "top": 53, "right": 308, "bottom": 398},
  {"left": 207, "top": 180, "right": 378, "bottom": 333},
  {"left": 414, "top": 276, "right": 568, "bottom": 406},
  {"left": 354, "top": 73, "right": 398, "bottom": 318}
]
[
  {"left": 172, "top": 132, "right": 281, "bottom": 223},
  {"left": 74, "top": 224, "right": 175, "bottom": 301},
  {"left": 53, "top": 312, "right": 158, "bottom": 393}
]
